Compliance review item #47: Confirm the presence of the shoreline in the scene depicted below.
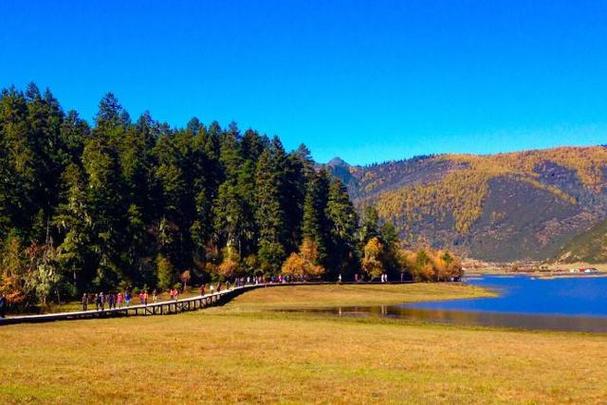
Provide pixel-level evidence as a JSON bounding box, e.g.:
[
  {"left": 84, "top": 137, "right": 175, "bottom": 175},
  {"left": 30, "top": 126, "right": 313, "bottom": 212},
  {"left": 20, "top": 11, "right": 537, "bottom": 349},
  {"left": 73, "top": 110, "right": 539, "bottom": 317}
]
[{"left": 464, "top": 270, "right": 607, "bottom": 279}]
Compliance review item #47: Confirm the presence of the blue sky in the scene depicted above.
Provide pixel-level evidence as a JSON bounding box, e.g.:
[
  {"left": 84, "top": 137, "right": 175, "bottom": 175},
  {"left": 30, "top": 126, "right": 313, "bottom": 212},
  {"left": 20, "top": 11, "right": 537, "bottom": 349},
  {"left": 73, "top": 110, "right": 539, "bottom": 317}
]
[{"left": 1, "top": 1, "right": 606, "bottom": 165}]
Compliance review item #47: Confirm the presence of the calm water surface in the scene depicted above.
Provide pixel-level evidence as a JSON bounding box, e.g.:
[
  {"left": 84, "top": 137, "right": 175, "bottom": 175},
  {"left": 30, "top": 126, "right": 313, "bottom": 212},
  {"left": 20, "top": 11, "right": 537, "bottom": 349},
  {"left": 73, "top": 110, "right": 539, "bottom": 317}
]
[{"left": 306, "top": 276, "right": 607, "bottom": 332}]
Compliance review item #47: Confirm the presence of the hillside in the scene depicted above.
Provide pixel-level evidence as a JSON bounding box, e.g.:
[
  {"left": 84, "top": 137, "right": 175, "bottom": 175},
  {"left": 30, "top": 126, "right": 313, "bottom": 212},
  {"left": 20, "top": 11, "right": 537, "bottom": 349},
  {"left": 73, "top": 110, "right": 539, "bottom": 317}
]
[
  {"left": 557, "top": 218, "right": 607, "bottom": 264},
  {"left": 327, "top": 146, "right": 607, "bottom": 261}
]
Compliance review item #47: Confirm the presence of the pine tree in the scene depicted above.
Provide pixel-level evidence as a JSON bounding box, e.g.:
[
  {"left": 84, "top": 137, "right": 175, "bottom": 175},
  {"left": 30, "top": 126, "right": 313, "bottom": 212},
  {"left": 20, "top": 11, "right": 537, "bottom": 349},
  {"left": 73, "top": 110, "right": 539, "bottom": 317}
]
[
  {"left": 379, "top": 221, "right": 400, "bottom": 278},
  {"left": 360, "top": 206, "right": 380, "bottom": 245},
  {"left": 60, "top": 110, "right": 90, "bottom": 165},
  {"left": 302, "top": 169, "right": 331, "bottom": 268},
  {"left": 326, "top": 178, "right": 359, "bottom": 279},
  {"left": 255, "top": 147, "right": 286, "bottom": 273},
  {"left": 213, "top": 123, "right": 257, "bottom": 261},
  {"left": 55, "top": 163, "right": 95, "bottom": 292},
  {"left": 81, "top": 133, "right": 127, "bottom": 288},
  {"left": 25, "top": 84, "right": 66, "bottom": 228},
  {"left": 0, "top": 88, "right": 38, "bottom": 239},
  {"left": 152, "top": 133, "right": 191, "bottom": 270},
  {"left": 282, "top": 152, "right": 307, "bottom": 252},
  {"left": 95, "top": 93, "right": 129, "bottom": 135}
]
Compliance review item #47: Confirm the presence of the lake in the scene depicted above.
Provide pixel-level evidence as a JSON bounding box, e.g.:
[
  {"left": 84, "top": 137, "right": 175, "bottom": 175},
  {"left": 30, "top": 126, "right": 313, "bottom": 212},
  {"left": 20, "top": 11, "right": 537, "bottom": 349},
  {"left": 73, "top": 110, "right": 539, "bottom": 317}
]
[{"left": 308, "top": 275, "right": 607, "bottom": 332}]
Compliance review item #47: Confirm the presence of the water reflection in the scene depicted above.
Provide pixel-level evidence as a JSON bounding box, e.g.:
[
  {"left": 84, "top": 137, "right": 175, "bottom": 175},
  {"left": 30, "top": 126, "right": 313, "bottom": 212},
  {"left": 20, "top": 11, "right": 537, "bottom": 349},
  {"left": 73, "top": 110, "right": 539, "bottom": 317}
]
[
  {"left": 305, "top": 305, "right": 607, "bottom": 332},
  {"left": 287, "top": 276, "right": 607, "bottom": 333}
]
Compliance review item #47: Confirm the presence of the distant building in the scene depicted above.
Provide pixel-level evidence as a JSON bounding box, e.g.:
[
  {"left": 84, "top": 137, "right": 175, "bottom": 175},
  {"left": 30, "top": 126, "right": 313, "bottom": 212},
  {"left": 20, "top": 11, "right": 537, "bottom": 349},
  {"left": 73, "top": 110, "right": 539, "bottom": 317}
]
[{"left": 578, "top": 268, "right": 598, "bottom": 273}]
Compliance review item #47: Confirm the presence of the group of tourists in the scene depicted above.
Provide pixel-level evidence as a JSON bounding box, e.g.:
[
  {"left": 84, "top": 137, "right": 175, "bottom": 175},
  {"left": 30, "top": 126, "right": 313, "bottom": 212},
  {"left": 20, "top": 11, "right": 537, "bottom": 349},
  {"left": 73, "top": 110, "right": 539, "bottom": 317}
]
[
  {"left": 82, "top": 287, "right": 193, "bottom": 311},
  {"left": 352, "top": 273, "right": 393, "bottom": 283},
  {"left": 79, "top": 278, "right": 274, "bottom": 313},
  {"left": 81, "top": 290, "right": 161, "bottom": 311}
]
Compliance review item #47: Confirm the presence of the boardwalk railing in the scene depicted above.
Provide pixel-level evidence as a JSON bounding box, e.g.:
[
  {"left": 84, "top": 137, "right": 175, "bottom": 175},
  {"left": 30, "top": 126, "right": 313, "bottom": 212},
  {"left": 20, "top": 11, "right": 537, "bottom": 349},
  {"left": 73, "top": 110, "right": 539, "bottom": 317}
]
[
  {"left": 0, "top": 281, "right": 413, "bottom": 326},
  {"left": 0, "top": 283, "right": 265, "bottom": 325}
]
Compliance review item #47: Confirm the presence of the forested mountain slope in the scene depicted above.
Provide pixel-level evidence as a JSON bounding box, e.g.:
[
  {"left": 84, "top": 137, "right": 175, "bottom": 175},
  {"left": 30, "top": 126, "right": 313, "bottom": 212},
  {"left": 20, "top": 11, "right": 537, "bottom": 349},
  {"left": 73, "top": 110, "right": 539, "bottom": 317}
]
[
  {"left": 557, "top": 218, "right": 607, "bottom": 264},
  {"left": 328, "top": 147, "right": 607, "bottom": 261}
]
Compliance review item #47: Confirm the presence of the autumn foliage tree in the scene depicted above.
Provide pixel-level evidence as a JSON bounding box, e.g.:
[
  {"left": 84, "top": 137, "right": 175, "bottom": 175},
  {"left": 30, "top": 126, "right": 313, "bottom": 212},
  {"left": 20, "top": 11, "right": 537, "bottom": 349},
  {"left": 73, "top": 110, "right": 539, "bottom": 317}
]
[
  {"left": 217, "top": 246, "right": 240, "bottom": 278},
  {"left": 400, "top": 248, "right": 463, "bottom": 281},
  {"left": 0, "top": 233, "right": 28, "bottom": 305},
  {"left": 156, "top": 254, "right": 174, "bottom": 290},
  {"left": 361, "top": 237, "right": 384, "bottom": 280},
  {"left": 281, "top": 238, "right": 325, "bottom": 279}
]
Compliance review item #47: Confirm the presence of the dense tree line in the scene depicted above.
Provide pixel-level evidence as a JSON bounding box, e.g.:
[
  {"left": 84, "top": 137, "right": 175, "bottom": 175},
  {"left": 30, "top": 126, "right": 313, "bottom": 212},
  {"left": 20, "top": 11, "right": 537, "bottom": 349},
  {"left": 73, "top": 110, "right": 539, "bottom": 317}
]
[
  {"left": 0, "top": 84, "right": 462, "bottom": 309},
  {"left": 0, "top": 84, "right": 363, "bottom": 307}
]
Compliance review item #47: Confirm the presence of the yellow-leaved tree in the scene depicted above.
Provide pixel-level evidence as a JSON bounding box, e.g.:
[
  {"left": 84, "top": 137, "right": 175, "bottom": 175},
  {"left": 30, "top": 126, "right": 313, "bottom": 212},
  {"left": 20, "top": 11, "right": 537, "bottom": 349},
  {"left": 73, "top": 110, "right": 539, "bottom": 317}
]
[
  {"left": 400, "top": 248, "right": 463, "bottom": 281},
  {"left": 217, "top": 245, "right": 240, "bottom": 278},
  {"left": 361, "top": 236, "right": 384, "bottom": 280},
  {"left": 281, "top": 238, "right": 325, "bottom": 279},
  {"left": 0, "top": 233, "right": 29, "bottom": 305}
]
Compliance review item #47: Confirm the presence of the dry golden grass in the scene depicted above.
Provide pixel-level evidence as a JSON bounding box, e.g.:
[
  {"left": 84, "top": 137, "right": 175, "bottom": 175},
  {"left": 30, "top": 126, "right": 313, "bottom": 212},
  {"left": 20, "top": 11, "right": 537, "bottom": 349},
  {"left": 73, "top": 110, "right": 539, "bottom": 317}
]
[
  {"left": 226, "top": 282, "right": 494, "bottom": 310},
  {"left": 1, "top": 284, "right": 606, "bottom": 404}
]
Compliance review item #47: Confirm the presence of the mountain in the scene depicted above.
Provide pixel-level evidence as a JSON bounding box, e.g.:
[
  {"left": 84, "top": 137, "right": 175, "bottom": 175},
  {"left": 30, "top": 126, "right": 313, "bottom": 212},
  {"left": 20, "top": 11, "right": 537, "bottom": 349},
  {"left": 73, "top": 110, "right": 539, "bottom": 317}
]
[
  {"left": 326, "top": 147, "right": 607, "bottom": 261},
  {"left": 557, "top": 218, "right": 607, "bottom": 263},
  {"left": 325, "top": 157, "right": 358, "bottom": 191}
]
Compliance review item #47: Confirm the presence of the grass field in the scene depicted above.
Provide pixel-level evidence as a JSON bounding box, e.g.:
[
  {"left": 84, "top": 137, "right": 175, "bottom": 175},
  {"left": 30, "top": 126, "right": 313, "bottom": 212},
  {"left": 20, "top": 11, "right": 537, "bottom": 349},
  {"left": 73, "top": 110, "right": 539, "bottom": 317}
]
[{"left": 1, "top": 283, "right": 607, "bottom": 403}]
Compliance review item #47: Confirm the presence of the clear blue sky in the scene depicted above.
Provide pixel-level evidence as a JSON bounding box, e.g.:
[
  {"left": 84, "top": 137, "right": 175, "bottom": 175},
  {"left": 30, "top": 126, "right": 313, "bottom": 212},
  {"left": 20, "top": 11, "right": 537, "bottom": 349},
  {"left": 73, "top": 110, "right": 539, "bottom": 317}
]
[{"left": 1, "top": 0, "right": 606, "bottom": 165}]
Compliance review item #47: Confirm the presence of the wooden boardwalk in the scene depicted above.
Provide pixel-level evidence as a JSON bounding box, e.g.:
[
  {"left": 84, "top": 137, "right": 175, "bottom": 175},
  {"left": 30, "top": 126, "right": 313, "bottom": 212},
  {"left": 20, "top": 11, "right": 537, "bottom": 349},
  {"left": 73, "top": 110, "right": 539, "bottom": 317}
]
[
  {"left": 0, "top": 283, "right": 264, "bottom": 326},
  {"left": 0, "top": 281, "right": 412, "bottom": 326}
]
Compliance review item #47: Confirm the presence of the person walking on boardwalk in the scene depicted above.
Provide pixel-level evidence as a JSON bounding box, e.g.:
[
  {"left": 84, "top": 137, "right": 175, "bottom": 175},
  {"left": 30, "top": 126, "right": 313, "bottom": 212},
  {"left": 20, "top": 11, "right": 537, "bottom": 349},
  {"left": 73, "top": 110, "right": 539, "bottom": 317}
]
[
  {"left": 152, "top": 289, "right": 157, "bottom": 303},
  {"left": 125, "top": 291, "right": 131, "bottom": 307},
  {"left": 108, "top": 292, "right": 115, "bottom": 309},
  {"left": 200, "top": 284, "right": 205, "bottom": 296},
  {"left": 117, "top": 292, "right": 124, "bottom": 308},
  {"left": 81, "top": 293, "right": 88, "bottom": 311},
  {"left": 143, "top": 290, "right": 148, "bottom": 305},
  {"left": 0, "top": 293, "right": 6, "bottom": 318},
  {"left": 95, "top": 293, "right": 102, "bottom": 311}
]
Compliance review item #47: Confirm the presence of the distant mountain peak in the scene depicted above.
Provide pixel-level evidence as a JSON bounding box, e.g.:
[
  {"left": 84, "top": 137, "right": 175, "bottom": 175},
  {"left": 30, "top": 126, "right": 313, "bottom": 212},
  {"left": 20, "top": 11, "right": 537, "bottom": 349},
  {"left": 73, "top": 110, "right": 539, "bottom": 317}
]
[{"left": 327, "top": 157, "right": 350, "bottom": 167}]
